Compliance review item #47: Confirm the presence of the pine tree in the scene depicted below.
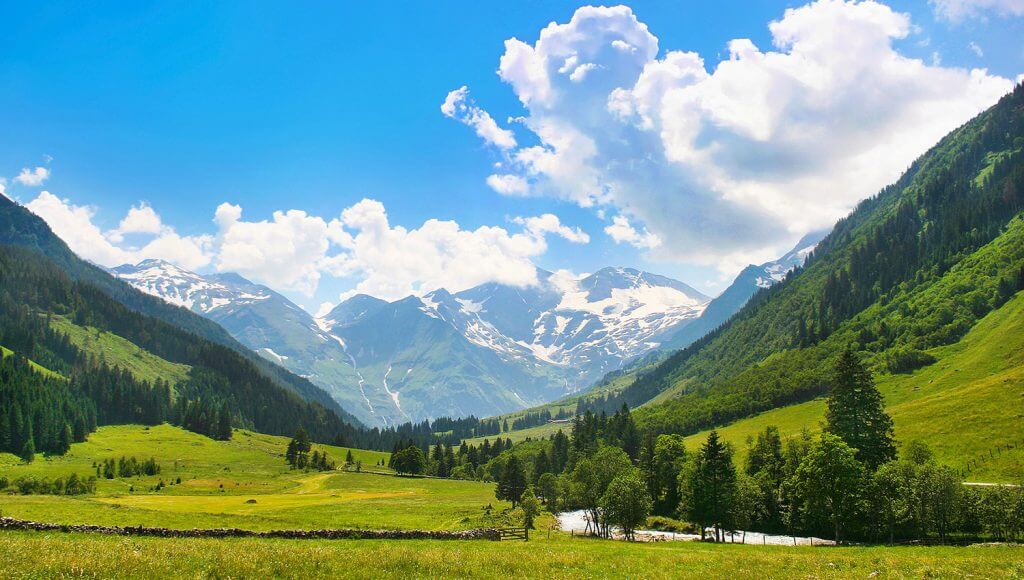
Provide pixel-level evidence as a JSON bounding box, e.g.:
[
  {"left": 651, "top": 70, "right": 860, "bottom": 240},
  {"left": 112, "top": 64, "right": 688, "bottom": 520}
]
[
  {"left": 682, "top": 431, "right": 736, "bottom": 541},
  {"left": 20, "top": 435, "right": 35, "bottom": 463},
  {"left": 825, "top": 348, "right": 896, "bottom": 470},
  {"left": 495, "top": 454, "right": 528, "bottom": 508}
]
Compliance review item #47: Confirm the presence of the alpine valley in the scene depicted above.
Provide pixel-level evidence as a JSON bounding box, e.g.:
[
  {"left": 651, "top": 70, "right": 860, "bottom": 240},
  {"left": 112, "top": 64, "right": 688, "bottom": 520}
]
[{"left": 109, "top": 235, "right": 821, "bottom": 426}]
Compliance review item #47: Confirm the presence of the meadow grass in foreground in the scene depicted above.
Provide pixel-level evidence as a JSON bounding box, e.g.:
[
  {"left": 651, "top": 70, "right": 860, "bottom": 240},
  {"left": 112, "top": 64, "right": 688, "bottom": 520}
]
[
  {"left": 1, "top": 531, "right": 1023, "bottom": 579},
  {"left": 0, "top": 424, "right": 511, "bottom": 531}
]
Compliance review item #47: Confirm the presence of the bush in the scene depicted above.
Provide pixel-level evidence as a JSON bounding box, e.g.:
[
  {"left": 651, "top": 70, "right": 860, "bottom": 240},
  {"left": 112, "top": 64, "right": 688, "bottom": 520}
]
[
  {"left": 11, "top": 474, "right": 96, "bottom": 495},
  {"left": 881, "top": 347, "right": 937, "bottom": 374},
  {"left": 645, "top": 516, "right": 699, "bottom": 534}
]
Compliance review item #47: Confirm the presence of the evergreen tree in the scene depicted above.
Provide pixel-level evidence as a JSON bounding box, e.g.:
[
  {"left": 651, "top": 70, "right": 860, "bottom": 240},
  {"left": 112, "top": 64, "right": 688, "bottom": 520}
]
[
  {"left": 495, "top": 454, "right": 528, "bottom": 507},
  {"left": 681, "top": 431, "right": 736, "bottom": 541},
  {"left": 825, "top": 348, "right": 896, "bottom": 470},
  {"left": 20, "top": 435, "right": 35, "bottom": 463}
]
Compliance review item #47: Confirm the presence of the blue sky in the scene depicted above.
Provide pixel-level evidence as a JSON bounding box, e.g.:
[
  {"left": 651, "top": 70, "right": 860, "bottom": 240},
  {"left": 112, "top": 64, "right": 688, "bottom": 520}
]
[{"left": 2, "top": 1, "right": 1022, "bottom": 312}]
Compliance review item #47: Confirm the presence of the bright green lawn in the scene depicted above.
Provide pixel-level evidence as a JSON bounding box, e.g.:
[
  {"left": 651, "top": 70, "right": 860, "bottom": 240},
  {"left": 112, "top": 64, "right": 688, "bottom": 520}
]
[
  {"left": 1, "top": 531, "right": 1022, "bottom": 579},
  {"left": 0, "top": 424, "right": 513, "bottom": 531},
  {"left": 684, "top": 293, "right": 1024, "bottom": 482}
]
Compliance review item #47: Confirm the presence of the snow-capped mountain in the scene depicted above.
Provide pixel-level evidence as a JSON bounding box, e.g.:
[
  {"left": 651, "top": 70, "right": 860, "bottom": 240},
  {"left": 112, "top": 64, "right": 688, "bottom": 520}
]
[
  {"left": 659, "top": 230, "right": 828, "bottom": 353},
  {"left": 111, "top": 257, "right": 755, "bottom": 427},
  {"left": 110, "top": 259, "right": 365, "bottom": 413}
]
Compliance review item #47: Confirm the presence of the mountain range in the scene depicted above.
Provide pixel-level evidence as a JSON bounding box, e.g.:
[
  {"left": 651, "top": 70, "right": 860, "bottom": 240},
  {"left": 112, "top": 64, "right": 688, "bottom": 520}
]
[{"left": 110, "top": 236, "right": 821, "bottom": 426}]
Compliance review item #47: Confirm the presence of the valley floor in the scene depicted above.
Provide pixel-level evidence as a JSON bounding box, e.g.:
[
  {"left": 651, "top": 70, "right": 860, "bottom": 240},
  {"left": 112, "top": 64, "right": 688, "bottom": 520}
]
[
  {"left": 2, "top": 531, "right": 1022, "bottom": 579},
  {"left": 2, "top": 424, "right": 1023, "bottom": 578}
]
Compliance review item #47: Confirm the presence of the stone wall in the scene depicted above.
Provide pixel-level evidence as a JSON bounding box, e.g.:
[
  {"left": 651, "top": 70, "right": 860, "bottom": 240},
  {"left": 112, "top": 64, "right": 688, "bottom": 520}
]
[{"left": 0, "top": 517, "right": 500, "bottom": 541}]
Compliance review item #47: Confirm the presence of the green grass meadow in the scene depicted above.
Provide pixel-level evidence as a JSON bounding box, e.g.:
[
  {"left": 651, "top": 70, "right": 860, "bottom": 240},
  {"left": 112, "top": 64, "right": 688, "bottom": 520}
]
[{"left": 1, "top": 531, "right": 1022, "bottom": 579}]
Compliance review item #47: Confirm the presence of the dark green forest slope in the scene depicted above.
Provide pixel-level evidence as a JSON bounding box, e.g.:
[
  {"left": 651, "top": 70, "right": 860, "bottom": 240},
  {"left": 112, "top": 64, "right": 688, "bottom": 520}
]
[
  {"left": 0, "top": 195, "right": 353, "bottom": 422},
  {"left": 0, "top": 243, "right": 366, "bottom": 454},
  {"left": 610, "top": 83, "right": 1024, "bottom": 435}
]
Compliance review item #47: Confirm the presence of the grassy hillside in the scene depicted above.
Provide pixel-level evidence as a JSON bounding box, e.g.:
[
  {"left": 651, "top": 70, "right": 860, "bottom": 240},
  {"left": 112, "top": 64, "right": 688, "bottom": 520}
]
[
  {"left": 578, "top": 85, "right": 1024, "bottom": 438},
  {"left": 683, "top": 291, "right": 1024, "bottom": 482},
  {"left": 0, "top": 344, "right": 64, "bottom": 380},
  {"left": 3, "top": 533, "right": 1022, "bottom": 579},
  {"left": 0, "top": 424, "right": 521, "bottom": 532},
  {"left": 49, "top": 317, "right": 191, "bottom": 386}
]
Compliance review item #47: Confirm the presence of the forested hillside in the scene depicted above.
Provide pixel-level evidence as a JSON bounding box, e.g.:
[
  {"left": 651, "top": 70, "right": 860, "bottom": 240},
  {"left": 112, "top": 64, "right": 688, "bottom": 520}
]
[
  {"left": 0, "top": 195, "right": 352, "bottom": 421},
  {"left": 600, "top": 83, "right": 1024, "bottom": 435},
  {"left": 0, "top": 243, "right": 365, "bottom": 454}
]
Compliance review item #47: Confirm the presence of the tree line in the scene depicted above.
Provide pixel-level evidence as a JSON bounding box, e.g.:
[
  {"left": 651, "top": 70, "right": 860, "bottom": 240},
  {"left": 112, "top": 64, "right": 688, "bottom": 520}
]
[{"left": 482, "top": 350, "right": 1023, "bottom": 543}]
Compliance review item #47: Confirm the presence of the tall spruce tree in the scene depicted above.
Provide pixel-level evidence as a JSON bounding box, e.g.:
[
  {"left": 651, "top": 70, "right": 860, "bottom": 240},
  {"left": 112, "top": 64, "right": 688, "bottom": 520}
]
[
  {"left": 495, "top": 454, "right": 528, "bottom": 508},
  {"left": 682, "top": 431, "right": 736, "bottom": 541},
  {"left": 825, "top": 348, "right": 896, "bottom": 470}
]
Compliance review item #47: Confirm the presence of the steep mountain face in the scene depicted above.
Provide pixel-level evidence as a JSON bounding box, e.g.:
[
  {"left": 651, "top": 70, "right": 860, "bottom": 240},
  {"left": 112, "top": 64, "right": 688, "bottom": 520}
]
[
  {"left": 109, "top": 260, "right": 365, "bottom": 418},
  {"left": 114, "top": 258, "right": 712, "bottom": 426},
  {"left": 315, "top": 267, "right": 711, "bottom": 424},
  {"left": 621, "top": 84, "right": 1024, "bottom": 436},
  {"left": 660, "top": 231, "right": 827, "bottom": 353}
]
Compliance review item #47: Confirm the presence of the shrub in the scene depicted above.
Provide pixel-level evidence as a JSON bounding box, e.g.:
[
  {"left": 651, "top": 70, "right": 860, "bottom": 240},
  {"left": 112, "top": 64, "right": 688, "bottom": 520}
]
[{"left": 881, "top": 347, "right": 937, "bottom": 374}]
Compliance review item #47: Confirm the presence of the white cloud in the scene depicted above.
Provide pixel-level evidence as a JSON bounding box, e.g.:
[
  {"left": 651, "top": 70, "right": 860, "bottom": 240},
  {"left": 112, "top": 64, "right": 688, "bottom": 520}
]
[
  {"left": 441, "top": 86, "right": 517, "bottom": 150},
  {"left": 214, "top": 204, "right": 336, "bottom": 296},
  {"left": 449, "top": 1, "right": 1014, "bottom": 269},
  {"left": 0, "top": 179, "right": 8, "bottom": 200},
  {"left": 15, "top": 167, "right": 50, "bottom": 186},
  {"left": 968, "top": 41, "right": 984, "bottom": 57},
  {"left": 107, "top": 203, "right": 165, "bottom": 242},
  {"left": 486, "top": 173, "right": 530, "bottom": 195},
  {"left": 511, "top": 213, "right": 590, "bottom": 243},
  {"left": 328, "top": 199, "right": 588, "bottom": 300},
  {"left": 604, "top": 215, "right": 661, "bottom": 249},
  {"left": 931, "top": 0, "right": 1024, "bottom": 21},
  {"left": 23, "top": 190, "right": 590, "bottom": 304},
  {"left": 25, "top": 192, "right": 213, "bottom": 270}
]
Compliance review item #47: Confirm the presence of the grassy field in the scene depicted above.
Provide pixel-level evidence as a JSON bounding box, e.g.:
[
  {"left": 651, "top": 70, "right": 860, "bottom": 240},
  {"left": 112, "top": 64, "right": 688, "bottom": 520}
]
[
  {"left": 683, "top": 292, "right": 1024, "bottom": 482},
  {"left": 0, "top": 424, "right": 517, "bottom": 531},
  {"left": 2, "top": 428, "right": 1023, "bottom": 577},
  {"left": 49, "top": 316, "right": 192, "bottom": 385},
  {"left": 1, "top": 531, "right": 1022, "bottom": 579}
]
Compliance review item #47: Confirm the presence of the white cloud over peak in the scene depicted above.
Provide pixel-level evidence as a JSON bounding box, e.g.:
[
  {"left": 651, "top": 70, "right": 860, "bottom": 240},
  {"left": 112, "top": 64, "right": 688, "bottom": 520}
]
[
  {"left": 24, "top": 189, "right": 587, "bottom": 304},
  {"left": 447, "top": 1, "right": 1015, "bottom": 270},
  {"left": 107, "top": 203, "right": 165, "bottom": 242},
  {"left": 441, "top": 86, "right": 517, "bottom": 150},
  {"left": 604, "top": 215, "right": 660, "bottom": 249},
  {"left": 328, "top": 200, "right": 589, "bottom": 300},
  {"left": 930, "top": 0, "right": 1024, "bottom": 21},
  {"left": 24, "top": 192, "right": 213, "bottom": 270},
  {"left": 15, "top": 166, "right": 50, "bottom": 186}
]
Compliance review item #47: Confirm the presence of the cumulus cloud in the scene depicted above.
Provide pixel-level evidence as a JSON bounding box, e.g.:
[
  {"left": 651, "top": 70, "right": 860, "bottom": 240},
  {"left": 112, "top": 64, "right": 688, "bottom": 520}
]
[
  {"left": 0, "top": 179, "right": 8, "bottom": 200},
  {"left": 447, "top": 1, "right": 1015, "bottom": 271},
  {"left": 25, "top": 192, "right": 213, "bottom": 270},
  {"left": 931, "top": 0, "right": 1024, "bottom": 21},
  {"left": 968, "top": 41, "right": 984, "bottom": 56},
  {"left": 107, "top": 203, "right": 165, "bottom": 242},
  {"left": 486, "top": 173, "right": 531, "bottom": 195},
  {"left": 214, "top": 204, "right": 339, "bottom": 296},
  {"left": 327, "top": 200, "right": 589, "bottom": 300},
  {"left": 604, "top": 215, "right": 661, "bottom": 249},
  {"left": 15, "top": 167, "right": 50, "bottom": 186},
  {"left": 25, "top": 188, "right": 588, "bottom": 303},
  {"left": 441, "top": 86, "right": 517, "bottom": 150}
]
